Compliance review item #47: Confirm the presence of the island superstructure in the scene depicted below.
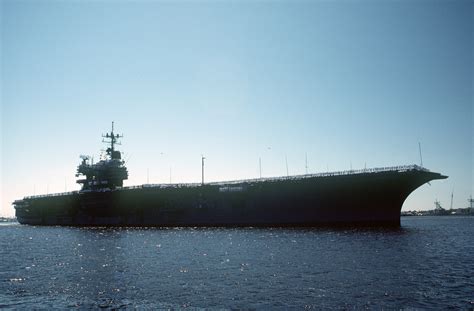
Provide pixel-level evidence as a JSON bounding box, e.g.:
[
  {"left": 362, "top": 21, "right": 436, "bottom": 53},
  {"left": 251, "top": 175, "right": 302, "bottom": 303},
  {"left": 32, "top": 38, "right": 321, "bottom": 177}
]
[
  {"left": 76, "top": 122, "right": 128, "bottom": 191},
  {"left": 13, "top": 124, "right": 448, "bottom": 227}
]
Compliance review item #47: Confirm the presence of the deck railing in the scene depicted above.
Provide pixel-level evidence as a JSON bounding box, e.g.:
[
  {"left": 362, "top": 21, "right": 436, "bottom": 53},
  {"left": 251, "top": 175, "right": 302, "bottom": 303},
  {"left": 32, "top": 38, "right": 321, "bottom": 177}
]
[
  {"left": 123, "top": 164, "right": 429, "bottom": 189},
  {"left": 24, "top": 191, "right": 79, "bottom": 200}
]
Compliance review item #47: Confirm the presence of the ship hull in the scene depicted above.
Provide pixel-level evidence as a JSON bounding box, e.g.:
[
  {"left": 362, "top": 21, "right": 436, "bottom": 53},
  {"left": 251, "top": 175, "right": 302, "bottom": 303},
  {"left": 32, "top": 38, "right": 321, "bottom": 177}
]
[{"left": 14, "top": 168, "right": 447, "bottom": 227}]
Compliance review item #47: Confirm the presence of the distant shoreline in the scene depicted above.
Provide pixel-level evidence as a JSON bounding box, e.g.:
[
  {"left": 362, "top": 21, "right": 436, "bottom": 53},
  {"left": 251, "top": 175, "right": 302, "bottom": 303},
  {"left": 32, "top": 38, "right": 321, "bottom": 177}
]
[
  {"left": 401, "top": 208, "right": 474, "bottom": 217},
  {"left": 0, "top": 217, "right": 17, "bottom": 222}
]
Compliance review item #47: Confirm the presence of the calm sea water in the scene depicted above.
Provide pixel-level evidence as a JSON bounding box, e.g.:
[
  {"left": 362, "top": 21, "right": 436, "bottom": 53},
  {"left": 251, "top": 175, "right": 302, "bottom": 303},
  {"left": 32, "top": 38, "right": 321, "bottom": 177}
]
[{"left": 1, "top": 216, "right": 473, "bottom": 310}]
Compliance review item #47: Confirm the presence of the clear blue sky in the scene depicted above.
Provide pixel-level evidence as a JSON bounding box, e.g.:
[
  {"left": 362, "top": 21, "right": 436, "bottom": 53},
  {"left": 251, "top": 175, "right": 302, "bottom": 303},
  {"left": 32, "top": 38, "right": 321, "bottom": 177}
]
[{"left": 1, "top": 0, "right": 472, "bottom": 217}]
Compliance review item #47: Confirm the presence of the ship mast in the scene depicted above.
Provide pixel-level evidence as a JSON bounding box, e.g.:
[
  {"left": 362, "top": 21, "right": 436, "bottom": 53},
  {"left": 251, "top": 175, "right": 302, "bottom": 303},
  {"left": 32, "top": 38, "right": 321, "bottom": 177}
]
[
  {"left": 102, "top": 121, "right": 123, "bottom": 159},
  {"left": 201, "top": 155, "right": 206, "bottom": 185},
  {"left": 305, "top": 153, "right": 308, "bottom": 175},
  {"left": 450, "top": 188, "right": 454, "bottom": 210},
  {"left": 418, "top": 142, "right": 424, "bottom": 167}
]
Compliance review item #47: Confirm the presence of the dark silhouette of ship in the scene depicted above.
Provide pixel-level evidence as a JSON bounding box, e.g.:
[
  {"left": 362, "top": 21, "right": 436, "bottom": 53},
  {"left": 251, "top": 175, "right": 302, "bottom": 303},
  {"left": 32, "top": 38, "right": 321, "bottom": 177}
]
[{"left": 14, "top": 123, "right": 447, "bottom": 227}]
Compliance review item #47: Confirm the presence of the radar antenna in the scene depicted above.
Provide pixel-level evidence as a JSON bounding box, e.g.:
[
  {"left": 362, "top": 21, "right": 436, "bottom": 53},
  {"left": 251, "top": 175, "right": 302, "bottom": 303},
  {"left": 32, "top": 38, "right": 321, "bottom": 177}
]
[{"left": 79, "top": 155, "right": 90, "bottom": 165}]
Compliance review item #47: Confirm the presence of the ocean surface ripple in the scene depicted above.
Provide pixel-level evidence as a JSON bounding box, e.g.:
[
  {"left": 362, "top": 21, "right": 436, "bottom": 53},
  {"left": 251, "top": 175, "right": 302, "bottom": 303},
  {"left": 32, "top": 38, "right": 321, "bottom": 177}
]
[{"left": 1, "top": 216, "right": 473, "bottom": 309}]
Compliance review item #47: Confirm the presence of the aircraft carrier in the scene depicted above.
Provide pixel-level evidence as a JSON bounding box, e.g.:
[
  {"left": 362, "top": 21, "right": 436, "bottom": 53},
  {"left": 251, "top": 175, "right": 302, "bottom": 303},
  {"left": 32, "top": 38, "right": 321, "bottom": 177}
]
[{"left": 13, "top": 123, "right": 447, "bottom": 227}]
